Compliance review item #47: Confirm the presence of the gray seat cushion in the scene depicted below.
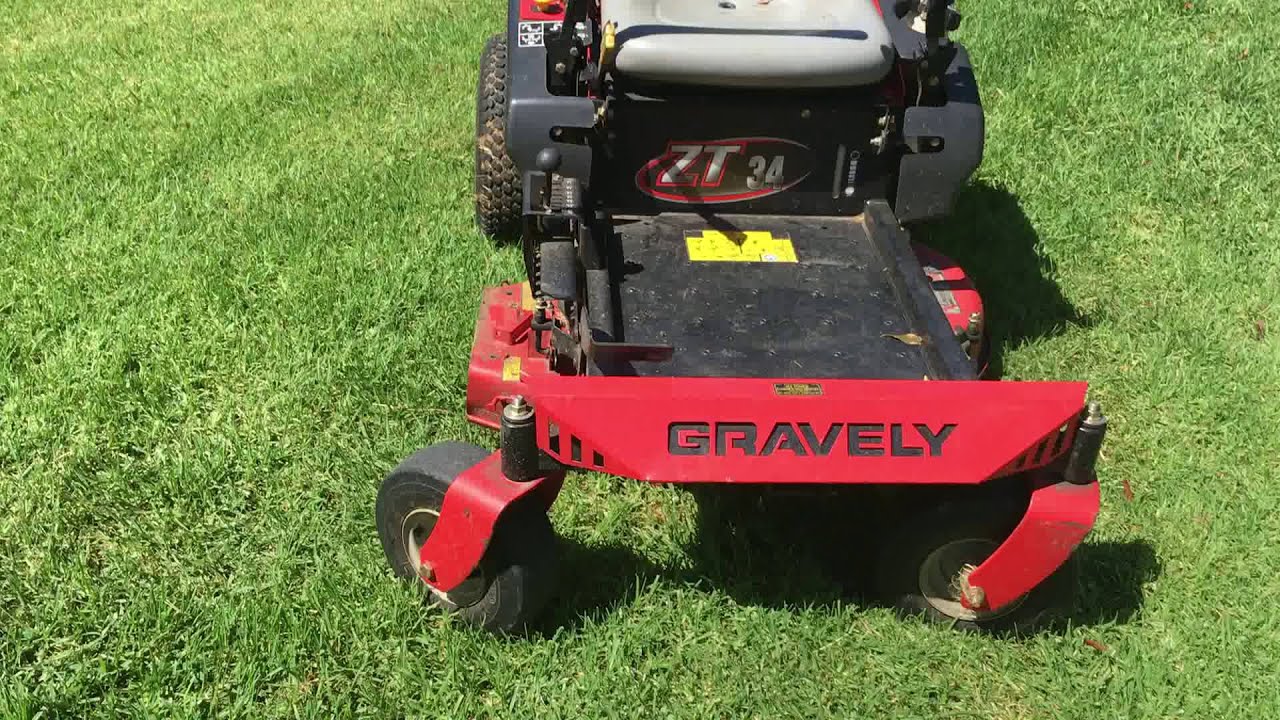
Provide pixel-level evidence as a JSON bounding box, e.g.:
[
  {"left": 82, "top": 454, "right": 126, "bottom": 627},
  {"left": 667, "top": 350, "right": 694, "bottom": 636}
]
[{"left": 604, "top": 0, "right": 894, "bottom": 88}]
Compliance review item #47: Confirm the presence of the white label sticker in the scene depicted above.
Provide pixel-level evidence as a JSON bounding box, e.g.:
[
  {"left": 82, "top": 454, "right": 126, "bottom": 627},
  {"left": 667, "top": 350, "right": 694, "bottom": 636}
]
[{"left": 518, "top": 21, "right": 562, "bottom": 48}]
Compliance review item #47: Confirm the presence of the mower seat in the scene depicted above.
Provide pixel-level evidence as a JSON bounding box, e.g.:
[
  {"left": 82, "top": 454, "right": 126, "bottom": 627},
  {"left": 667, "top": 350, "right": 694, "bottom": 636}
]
[{"left": 603, "top": 0, "right": 895, "bottom": 88}]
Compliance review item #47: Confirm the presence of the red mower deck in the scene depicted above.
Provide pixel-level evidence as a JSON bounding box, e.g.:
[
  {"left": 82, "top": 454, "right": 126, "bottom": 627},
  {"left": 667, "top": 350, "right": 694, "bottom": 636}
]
[{"left": 417, "top": 209, "right": 1103, "bottom": 619}]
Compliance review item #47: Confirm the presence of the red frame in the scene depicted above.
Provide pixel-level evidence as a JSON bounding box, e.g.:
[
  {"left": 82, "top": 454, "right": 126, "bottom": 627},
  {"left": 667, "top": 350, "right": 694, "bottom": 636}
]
[
  {"left": 964, "top": 474, "right": 1099, "bottom": 611},
  {"left": 517, "top": 0, "right": 566, "bottom": 21},
  {"left": 420, "top": 249, "right": 1102, "bottom": 613}
]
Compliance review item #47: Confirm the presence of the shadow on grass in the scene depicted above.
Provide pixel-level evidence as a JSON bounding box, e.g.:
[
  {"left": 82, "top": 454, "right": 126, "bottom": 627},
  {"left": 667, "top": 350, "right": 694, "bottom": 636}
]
[
  {"left": 544, "top": 487, "right": 1158, "bottom": 637},
  {"left": 914, "top": 182, "right": 1091, "bottom": 377}
]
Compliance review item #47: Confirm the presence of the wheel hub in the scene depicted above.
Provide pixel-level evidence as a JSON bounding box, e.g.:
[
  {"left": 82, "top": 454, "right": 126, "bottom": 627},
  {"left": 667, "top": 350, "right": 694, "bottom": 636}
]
[
  {"left": 401, "top": 507, "right": 489, "bottom": 607},
  {"left": 917, "top": 538, "right": 1025, "bottom": 622},
  {"left": 402, "top": 509, "right": 441, "bottom": 581}
]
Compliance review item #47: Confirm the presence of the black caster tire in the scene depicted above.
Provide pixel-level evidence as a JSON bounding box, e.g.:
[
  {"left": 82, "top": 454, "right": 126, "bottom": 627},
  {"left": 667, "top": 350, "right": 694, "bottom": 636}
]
[
  {"left": 376, "top": 442, "right": 558, "bottom": 634},
  {"left": 872, "top": 499, "right": 1076, "bottom": 634},
  {"left": 475, "top": 34, "right": 522, "bottom": 243}
]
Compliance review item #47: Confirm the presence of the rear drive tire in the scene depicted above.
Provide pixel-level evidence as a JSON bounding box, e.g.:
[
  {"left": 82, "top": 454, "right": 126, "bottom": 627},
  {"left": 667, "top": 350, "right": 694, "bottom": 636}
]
[
  {"left": 872, "top": 499, "right": 1076, "bottom": 634},
  {"left": 475, "top": 34, "right": 522, "bottom": 243},
  {"left": 376, "top": 442, "right": 558, "bottom": 634}
]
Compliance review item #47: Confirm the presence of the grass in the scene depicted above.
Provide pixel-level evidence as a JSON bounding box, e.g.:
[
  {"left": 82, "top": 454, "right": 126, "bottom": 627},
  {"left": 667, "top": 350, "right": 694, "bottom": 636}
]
[{"left": 2, "top": 0, "right": 1279, "bottom": 716}]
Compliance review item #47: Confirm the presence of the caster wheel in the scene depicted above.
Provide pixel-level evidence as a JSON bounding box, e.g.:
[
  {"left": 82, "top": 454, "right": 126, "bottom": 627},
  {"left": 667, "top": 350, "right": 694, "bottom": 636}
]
[
  {"left": 873, "top": 500, "right": 1076, "bottom": 634},
  {"left": 474, "top": 34, "right": 521, "bottom": 243},
  {"left": 375, "top": 442, "right": 558, "bottom": 634}
]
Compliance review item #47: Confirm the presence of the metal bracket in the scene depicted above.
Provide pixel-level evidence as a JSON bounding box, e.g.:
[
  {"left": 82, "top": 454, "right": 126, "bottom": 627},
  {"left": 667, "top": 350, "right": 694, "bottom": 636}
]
[
  {"left": 416, "top": 451, "right": 564, "bottom": 592},
  {"left": 962, "top": 475, "right": 1101, "bottom": 611}
]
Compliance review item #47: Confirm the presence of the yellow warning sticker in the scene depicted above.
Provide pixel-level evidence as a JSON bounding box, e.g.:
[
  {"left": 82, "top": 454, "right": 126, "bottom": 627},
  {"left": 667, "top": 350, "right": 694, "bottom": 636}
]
[
  {"left": 686, "top": 230, "right": 798, "bottom": 263},
  {"left": 502, "top": 356, "right": 522, "bottom": 382},
  {"left": 520, "top": 282, "right": 535, "bottom": 311}
]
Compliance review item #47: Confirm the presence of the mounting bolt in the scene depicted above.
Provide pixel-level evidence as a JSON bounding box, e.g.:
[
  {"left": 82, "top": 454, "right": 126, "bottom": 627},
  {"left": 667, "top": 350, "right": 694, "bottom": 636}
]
[
  {"left": 417, "top": 562, "right": 436, "bottom": 583},
  {"left": 962, "top": 582, "right": 986, "bottom": 609},
  {"left": 503, "top": 395, "right": 534, "bottom": 423},
  {"left": 956, "top": 564, "right": 985, "bottom": 608},
  {"left": 1085, "top": 401, "right": 1105, "bottom": 425},
  {"left": 965, "top": 312, "right": 982, "bottom": 342}
]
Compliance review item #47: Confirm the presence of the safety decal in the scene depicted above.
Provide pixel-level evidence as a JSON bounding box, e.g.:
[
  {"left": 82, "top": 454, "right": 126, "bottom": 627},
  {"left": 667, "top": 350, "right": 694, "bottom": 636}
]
[
  {"left": 685, "top": 230, "right": 798, "bottom": 263},
  {"left": 502, "top": 356, "right": 522, "bottom": 382},
  {"left": 518, "top": 21, "right": 562, "bottom": 47},
  {"left": 520, "top": 281, "right": 535, "bottom": 311}
]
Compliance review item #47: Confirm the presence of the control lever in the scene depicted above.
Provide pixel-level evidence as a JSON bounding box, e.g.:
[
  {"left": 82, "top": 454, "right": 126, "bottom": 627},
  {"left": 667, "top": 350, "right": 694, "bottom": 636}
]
[
  {"left": 893, "top": 0, "right": 960, "bottom": 38},
  {"left": 536, "top": 147, "right": 561, "bottom": 209}
]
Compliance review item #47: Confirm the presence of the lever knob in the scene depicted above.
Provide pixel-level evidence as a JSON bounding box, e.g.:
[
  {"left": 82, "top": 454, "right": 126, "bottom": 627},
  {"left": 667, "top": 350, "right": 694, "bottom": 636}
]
[{"left": 536, "top": 147, "right": 562, "bottom": 174}]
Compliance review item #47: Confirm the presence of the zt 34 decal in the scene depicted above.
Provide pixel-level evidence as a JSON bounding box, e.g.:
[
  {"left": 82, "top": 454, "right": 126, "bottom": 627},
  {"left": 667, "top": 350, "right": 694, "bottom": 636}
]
[
  {"left": 668, "top": 422, "right": 958, "bottom": 458},
  {"left": 636, "top": 138, "right": 814, "bottom": 204}
]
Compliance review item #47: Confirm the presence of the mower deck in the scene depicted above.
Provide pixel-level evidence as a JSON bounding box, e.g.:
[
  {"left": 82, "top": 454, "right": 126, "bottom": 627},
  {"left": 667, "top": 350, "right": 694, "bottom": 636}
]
[
  {"left": 374, "top": 0, "right": 1110, "bottom": 635},
  {"left": 597, "top": 206, "right": 977, "bottom": 380}
]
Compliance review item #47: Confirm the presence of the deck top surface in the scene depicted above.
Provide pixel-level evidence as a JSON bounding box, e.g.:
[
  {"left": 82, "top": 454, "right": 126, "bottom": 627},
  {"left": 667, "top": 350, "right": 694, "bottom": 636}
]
[{"left": 596, "top": 213, "right": 969, "bottom": 379}]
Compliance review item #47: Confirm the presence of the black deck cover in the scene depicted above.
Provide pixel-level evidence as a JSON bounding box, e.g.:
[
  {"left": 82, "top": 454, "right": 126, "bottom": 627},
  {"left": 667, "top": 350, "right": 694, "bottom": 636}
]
[{"left": 595, "top": 206, "right": 976, "bottom": 380}]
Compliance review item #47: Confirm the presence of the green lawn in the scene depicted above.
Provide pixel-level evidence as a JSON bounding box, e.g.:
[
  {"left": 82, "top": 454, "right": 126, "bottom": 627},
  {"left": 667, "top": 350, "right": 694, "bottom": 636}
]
[{"left": 3, "top": 0, "right": 1279, "bottom": 716}]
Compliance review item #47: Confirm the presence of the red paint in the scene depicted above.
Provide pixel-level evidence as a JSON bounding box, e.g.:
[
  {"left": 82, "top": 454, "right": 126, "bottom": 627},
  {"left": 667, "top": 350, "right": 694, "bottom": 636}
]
[
  {"left": 528, "top": 377, "right": 1083, "bottom": 483},
  {"left": 963, "top": 476, "right": 1101, "bottom": 611},
  {"left": 466, "top": 284, "right": 559, "bottom": 429},
  {"left": 914, "top": 244, "right": 983, "bottom": 323},
  {"left": 417, "top": 451, "right": 564, "bottom": 592},
  {"left": 518, "top": 0, "right": 565, "bottom": 21}
]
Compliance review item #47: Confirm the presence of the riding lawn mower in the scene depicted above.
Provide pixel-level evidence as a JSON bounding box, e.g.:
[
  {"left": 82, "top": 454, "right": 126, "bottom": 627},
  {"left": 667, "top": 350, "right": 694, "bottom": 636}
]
[{"left": 374, "top": 0, "right": 1108, "bottom": 634}]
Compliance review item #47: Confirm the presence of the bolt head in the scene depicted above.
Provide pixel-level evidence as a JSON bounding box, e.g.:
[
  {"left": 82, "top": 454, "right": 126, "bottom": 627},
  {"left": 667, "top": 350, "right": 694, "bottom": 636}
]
[
  {"left": 961, "top": 582, "right": 985, "bottom": 609},
  {"left": 503, "top": 395, "right": 534, "bottom": 422},
  {"left": 417, "top": 562, "right": 436, "bottom": 583},
  {"left": 1084, "top": 401, "right": 1107, "bottom": 427}
]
